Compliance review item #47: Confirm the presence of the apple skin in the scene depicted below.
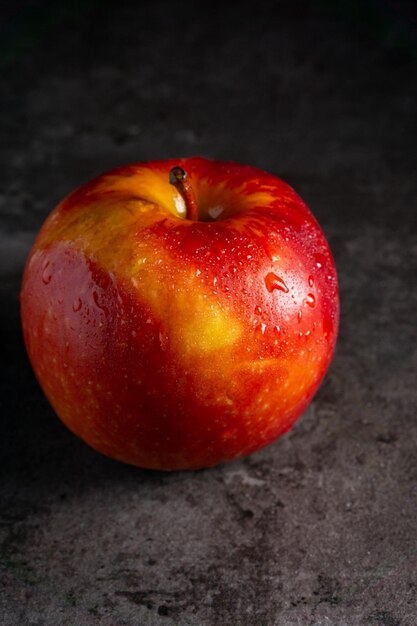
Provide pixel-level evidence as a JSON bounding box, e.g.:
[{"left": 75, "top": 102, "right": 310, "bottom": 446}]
[{"left": 20, "top": 157, "right": 339, "bottom": 471}]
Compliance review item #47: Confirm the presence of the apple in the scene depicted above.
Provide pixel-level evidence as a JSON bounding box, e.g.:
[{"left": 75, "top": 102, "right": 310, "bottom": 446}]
[{"left": 20, "top": 157, "right": 339, "bottom": 470}]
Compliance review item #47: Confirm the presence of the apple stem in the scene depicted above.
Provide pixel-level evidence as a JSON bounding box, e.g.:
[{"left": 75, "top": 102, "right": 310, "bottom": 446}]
[{"left": 169, "top": 166, "right": 199, "bottom": 221}]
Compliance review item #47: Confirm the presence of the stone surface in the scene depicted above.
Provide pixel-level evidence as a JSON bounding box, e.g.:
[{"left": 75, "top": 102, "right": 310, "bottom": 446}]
[{"left": 1, "top": 1, "right": 417, "bottom": 625}]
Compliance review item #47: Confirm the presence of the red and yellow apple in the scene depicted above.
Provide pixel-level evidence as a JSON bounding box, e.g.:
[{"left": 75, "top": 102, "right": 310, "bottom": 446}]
[{"left": 20, "top": 157, "right": 339, "bottom": 470}]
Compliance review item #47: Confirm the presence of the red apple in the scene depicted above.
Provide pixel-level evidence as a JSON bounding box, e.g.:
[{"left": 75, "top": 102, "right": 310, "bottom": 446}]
[{"left": 20, "top": 157, "right": 339, "bottom": 470}]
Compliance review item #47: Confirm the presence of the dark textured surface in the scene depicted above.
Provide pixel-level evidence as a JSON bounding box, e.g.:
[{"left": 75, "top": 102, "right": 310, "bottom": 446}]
[{"left": 1, "top": 2, "right": 417, "bottom": 624}]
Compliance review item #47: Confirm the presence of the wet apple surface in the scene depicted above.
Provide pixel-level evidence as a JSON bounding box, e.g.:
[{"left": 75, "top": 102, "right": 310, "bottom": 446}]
[{"left": 21, "top": 157, "right": 339, "bottom": 470}]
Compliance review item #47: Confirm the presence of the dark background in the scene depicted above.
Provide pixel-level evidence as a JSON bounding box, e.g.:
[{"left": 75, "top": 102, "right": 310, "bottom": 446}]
[{"left": 1, "top": 1, "right": 417, "bottom": 625}]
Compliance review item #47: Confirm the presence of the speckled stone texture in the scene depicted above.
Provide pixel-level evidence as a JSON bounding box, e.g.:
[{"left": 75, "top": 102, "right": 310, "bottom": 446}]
[{"left": 1, "top": 1, "right": 417, "bottom": 625}]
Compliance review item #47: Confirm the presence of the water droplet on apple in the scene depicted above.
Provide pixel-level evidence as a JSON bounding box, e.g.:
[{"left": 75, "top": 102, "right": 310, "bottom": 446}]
[
  {"left": 305, "top": 293, "right": 316, "bottom": 308},
  {"left": 308, "top": 275, "right": 314, "bottom": 288},
  {"left": 42, "top": 262, "right": 52, "bottom": 285},
  {"left": 72, "top": 298, "right": 82, "bottom": 312},
  {"left": 274, "top": 325, "right": 281, "bottom": 336},
  {"left": 261, "top": 323, "right": 267, "bottom": 335},
  {"left": 93, "top": 290, "right": 109, "bottom": 314},
  {"left": 264, "top": 272, "right": 289, "bottom": 293},
  {"left": 314, "top": 253, "right": 326, "bottom": 269},
  {"left": 298, "top": 310, "right": 302, "bottom": 323},
  {"left": 254, "top": 305, "right": 262, "bottom": 315}
]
